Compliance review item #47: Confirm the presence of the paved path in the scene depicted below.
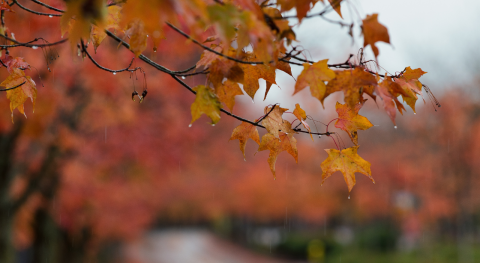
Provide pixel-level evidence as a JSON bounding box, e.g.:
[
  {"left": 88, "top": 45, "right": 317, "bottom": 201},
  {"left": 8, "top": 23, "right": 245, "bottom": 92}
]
[{"left": 125, "top": 229, "right": 301, "bottom": 263}]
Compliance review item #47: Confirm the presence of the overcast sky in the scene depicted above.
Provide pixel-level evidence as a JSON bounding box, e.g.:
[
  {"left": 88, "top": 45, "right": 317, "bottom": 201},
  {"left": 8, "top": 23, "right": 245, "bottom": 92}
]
[{"left": 237, "top": 0, "right": 480, "bottom": 123}]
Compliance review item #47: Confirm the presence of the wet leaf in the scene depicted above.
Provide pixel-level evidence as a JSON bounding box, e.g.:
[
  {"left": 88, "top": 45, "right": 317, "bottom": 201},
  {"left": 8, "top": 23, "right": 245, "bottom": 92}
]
[
  {"left": 1, "top": 68, "right": 37, "bottom": 121},
  {"left": 293, "top": 103, "right": 313, "bottom": 141},
  {"left": 321, "top": 146, "right": 373, "bottom": 192},
  {"left": 261, "top": 105, "right": 295, "bottom": 139},
  {"left": 294, "top": 60, "right": 336, "bottom": 104},
  {"left": 257, "top": 131, "right": 298, "bottom": 178},
  {"left": 230, "top": 122, "right": 260, "bottom": 159},
  {"left": 215, "top": 79, "right": 243, "bottom": 112},
  {"left": 334, "top": 102, "right": 372, "bottom": 145},
  {"left": 190, "top": 85, "right": 222, "bottom": 125}
]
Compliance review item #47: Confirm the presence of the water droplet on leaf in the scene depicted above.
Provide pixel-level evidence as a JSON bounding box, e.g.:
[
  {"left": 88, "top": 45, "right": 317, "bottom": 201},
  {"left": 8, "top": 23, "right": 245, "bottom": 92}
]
[
  {"left": 212, "top": 124, "right": 215, "bottom": 127},
  {"left": 394, "top": 126, "right": 397, "bottom": 129},
  {"left": 188, "top": 124, "right": 192, "bottom": 128},
  {"left": 414, "top": 112, "right": 416, "bottom": 115},
  {"left": 348, "top": 195, "right": 350, "bottom": 199}
]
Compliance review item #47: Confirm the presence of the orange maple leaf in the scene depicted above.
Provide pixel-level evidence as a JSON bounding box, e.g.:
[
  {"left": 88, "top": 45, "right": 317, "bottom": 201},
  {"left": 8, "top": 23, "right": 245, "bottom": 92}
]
[
  {"left": 91, "top": 5, "right": 122, "bottom": 52},
  {"left": 321, "top": 146, "right": 374, "bottom": 192},
  {"left": 261, "top": 105, "right": 295, "bottom": 139},
  {"left": 334, "top": 102, "right": 372, "bottom": 145},
  {"left": 214, "top": 79, "right": 243, "bottom": 112},
  {"left": 125, "top": 20, "right": 148, "bottom": 57},
  {"left": 395, "top": 67, "right": 427, "bottom": 113},
  {"left": 1, "top": 68, "right": 37, "bottom": 121},
  {"left": 292, "top": 103, "right": 313, "bottom": 141},
  {"left": 257, "top": 131, "right": 298, "bottom": 178},
  {"left": 325, "top": 67, "right": 377, "bottom": 109},
  {"left": 240, "top": 52, "right": 276, "bottom": 100},
  {"left": 230, "top": 122, "right": 260, "bottom": 159},
  {"left": 362, "top": 13, "right": 390, "bottom": 58},
  {"left": 375, "top": 76, "right": 407, "bottom": 125},
  {"left": 294, "top": 60, "right": 336, "bottom": 104}
]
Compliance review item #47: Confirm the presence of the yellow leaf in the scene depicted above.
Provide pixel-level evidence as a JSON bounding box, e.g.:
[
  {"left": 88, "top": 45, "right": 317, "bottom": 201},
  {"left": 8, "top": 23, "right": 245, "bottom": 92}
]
[
  {"left": 1, "top": 68, "right": 37, "bottom": 121},
  {"left": 261, "top": 105, "right": 295, "bottom": 139},
  {"left": 91, "top": 5, "right": 122, "bottom": 52},
  {"left": 293, "top": 103, "right": 313, "bottom": 141},
  {"left": 321, "top": 146, "right": 373, "bottom": 192},
  {"left": 215, "top": 79, "right": 243, "bottom": 112},
  {"left": 294, "top": 60, "right": 336, "bottom": 104},
  {"left": 190, "top": 85, "right": 221, "bottom": 125}
]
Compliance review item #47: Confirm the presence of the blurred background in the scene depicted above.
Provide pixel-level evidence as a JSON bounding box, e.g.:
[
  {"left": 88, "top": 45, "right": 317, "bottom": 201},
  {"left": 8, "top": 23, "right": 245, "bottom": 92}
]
[{"left": 1, "top": 0, "right": 480, "bottom": 262}]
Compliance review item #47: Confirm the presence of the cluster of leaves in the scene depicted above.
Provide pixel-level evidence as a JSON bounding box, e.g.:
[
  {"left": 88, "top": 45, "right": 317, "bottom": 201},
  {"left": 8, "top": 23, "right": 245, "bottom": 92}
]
[{"left": 0, "top": 0, "right": 435, "bottom": 194}]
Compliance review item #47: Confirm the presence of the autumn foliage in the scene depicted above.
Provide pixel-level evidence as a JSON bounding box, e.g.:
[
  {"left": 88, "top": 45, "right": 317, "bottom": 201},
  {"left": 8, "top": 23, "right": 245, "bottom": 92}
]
[{"left": 0, "top": 0, "right": 445, "bottom": 261}]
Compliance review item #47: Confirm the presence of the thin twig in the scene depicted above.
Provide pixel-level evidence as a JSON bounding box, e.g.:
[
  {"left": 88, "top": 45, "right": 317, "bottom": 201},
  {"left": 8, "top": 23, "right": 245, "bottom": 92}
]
[
  {"left": 0, "top": 81, "right": 26, "bottom": 91},
  {"left": 0, "top": 34, "right": 67, "bottom": 48},
  {"left": 81, "top": 40, "right": 138, "bottom": 73},
  {"left": 31, "top": 0, "right": 65, "bottom": 13},
  {"left": 256, "top": 104, "right": 277, "bottom": 124},
  {"left": 12, "top": 0, "right": 62, "bottom": 16}
]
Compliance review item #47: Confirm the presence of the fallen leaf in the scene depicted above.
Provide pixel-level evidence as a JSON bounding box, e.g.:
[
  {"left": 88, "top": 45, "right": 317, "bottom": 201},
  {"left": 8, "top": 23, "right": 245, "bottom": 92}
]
[{"left": 321, "top": 146, "right": 373, "bottom": 192}]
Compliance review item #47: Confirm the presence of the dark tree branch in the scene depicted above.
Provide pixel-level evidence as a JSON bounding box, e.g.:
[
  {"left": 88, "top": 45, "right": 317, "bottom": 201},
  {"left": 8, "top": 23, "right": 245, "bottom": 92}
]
[
  {"left": 31, "top": 0, "right": 65, "bottom": 13},
  {"left": 105, "top": 30, "right": 197, "bottom": 75},
  {"left": 80, "top": 40, "right": 139, "bottom": 73},
  {"left": 0, "top": 34, "right": 68, "bottom": 48},
  {"left": 166, "top": 22, "right": 267, "bottom": 65},
  {"left": 12, "top": 0, "right": 62, "bottom": 16},
  {"left": 0, "top": 81, "right": 26, "bottom": 92},
  {"left": 171, "top": 75, "right": 333, "bottom": 136},
  {"left": 255, "top": 104, "right": 277, "bottom": 124},
  {"left": 106, "top": 29, "right": 334, "bottom": 137}
]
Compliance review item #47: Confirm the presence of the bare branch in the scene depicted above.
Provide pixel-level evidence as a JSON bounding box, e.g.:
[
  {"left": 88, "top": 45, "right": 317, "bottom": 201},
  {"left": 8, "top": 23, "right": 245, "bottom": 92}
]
[
  {"left": 31, "top": 0, "right": 65, "bottom": 13},
  {"left": 80, "top": 40, "right": 139, "bottom": 73},
  {"left": 12, "top": 0, "right": 62, "bottom": 17},
  {"left": 0, "top": 34, "right": 68, "bottom": 48}
]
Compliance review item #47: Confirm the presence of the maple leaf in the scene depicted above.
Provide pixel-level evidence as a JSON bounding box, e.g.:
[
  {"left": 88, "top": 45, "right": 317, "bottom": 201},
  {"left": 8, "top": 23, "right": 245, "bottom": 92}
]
[
  {"left": 215, "top": 79, "right": 244, "bottom": 112},
  {"left": 240, "top": 52, "right": 277, "bottom": 100},
  {"left": 190, "top": 85, "right": 221, "bottom": 125},
  {"left": 334, "top": 102, "right": 372, "bottom": 145},
  {"left": 1, "top": 68, "right": 37, "bottom": 121},
  {"left": 375, "top": 76, "right": 407, "bottom": 125},
  {"left": 230, "top": 122, "right": 260, "bottom": 159},
  {"left": 61, "top": 0, "right": 107, "bottom": 48},
  {"left": 261, "top": 105, "right": 295, "bottom": 139},
  {"left": 196, "top": 45, "right": 224, "bottom": 69},
  {"left": 257, "top": 132, "right": 298, "bottom": 178},
  {"left": 362, "top": 13, "right": 390, "bottom": 58},
  {"left": 1, "top": 55, "right": 30, "bottom": 73},
  {"left": 0, "top": 0, "right": 14, "bottom": 12},
  {"left": 321, "top": 146, "right": 374, "bottom": 192},
  {"left": 208, "top": 58, "right": 244, "bottom": 90},
  {"left": 293, "top": 103, "right": 313, "bottom": 141},
  {"left": 277, "top": 0, "right": 319, "bottom": 22},
  {"left": 328, "top": 0, "right": 343, "bottom": 18},
  {"left": 91, "top": 5, "right": 122, "bottom": 53},
  {"left": 325, "top": 67, "right": 377, "bottom": 109},
  {"left": 263, "top": 7, "right": 296, "bottom": 44},
  {"left": 395, "top": 67, "right": 427, "bottom": 113},
  {"left": 125, "top": 20, "right": 148, "bottom": 57},
  {"left": 294, "top": 60, "right": 336, "bottom": 104}
]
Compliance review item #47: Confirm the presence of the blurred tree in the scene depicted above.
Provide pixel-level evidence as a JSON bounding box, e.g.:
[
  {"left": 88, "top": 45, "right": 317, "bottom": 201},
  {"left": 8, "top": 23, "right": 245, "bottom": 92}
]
[{"left": 0, "top": 0, "right": 443, "bottom": 262}]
